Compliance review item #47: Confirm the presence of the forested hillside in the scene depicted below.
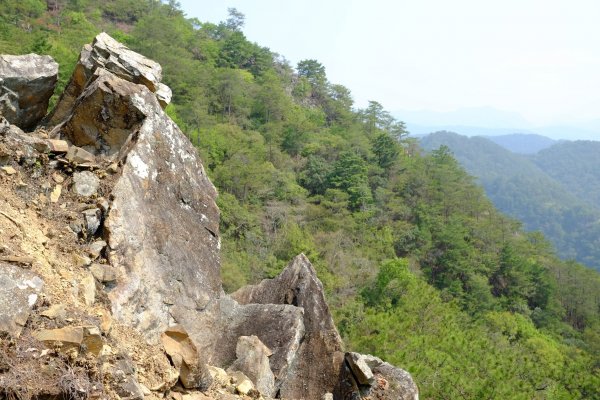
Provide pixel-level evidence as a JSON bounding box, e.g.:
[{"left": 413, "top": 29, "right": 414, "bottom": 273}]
[
  {"left": 421, "top": 131, "right": 600, "bottom": 270},
  {"left": 2, "top": 1, "right": 600, "bottom": 398},
  {"left": 533, "top": 140, "right": 600, "bottom": 206}
]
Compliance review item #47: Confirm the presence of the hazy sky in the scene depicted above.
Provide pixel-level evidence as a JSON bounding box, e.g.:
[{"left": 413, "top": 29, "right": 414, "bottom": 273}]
[{"left": 179, "top": 0, "right": 600, "bottom": 129}]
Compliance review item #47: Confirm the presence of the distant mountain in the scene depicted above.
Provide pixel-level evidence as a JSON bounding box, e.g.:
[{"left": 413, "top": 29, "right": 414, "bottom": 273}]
[
  {"left": 420, "top": 131, "right": 600, "bottom": 270},
  {"left": 397, "top": 107, "right": 600, "bottom": 141},
  {"left": 484, "top": 134, "right": 556, "bottom": 154}
]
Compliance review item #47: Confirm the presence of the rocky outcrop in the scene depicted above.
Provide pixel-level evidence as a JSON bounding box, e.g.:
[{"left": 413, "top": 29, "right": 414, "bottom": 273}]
[
  {"left": 0, "top": 263, "right": 43, "bottom": 338},
  {"left": 47, "top": 32, "right": 171, "bottom": 126},
  {"left": 344, "top": 353, "right": 419, "bottom": 400},
  {"left": 0, "top": 54, "right": 58, "bottom": 129},
  {"left": 232, "top": 254, "right": 346, "bottom": 399},
  {"left": 173, "top": 296, "right": 305, "bottom": 385},
  {"left": 104, "top": 76, "right": 221, "bottom": 342},
  {"left": 0, "top": 33, "right": 418, "bottom": 400}
]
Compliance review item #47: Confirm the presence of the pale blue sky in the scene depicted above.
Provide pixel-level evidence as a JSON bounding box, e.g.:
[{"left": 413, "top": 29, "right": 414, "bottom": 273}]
[{"left": 179, "top": 0, "right": 600, "bottom": 133}]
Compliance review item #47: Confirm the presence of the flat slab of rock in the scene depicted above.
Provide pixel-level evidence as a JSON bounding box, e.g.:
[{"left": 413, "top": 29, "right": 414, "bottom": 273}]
[
  {"left": 232, "top": 254, "right": 345, "bottom": 399},
  {"left": 48, "top": 32, "right": 171, "bottom": 126},
  {"left": 0, "top": 54, "right": 58, "bottom": 129},
  {"left": 0, "top": 263, "right": 44, "bottom": 337}
]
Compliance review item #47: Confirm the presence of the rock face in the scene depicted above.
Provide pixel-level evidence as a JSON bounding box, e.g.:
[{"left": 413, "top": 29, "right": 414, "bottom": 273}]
[
  {"left": 0, "top": 54, "right": 58, "bottom": 129},
  {"left": 0, "top": 263, "right": 44, "bottom": 338},
  {"left": 232, "top": 253, "right": 346, "bottom": 399},
  {"left": 104, "top": 78, "right": 221, "bottom": 342},
  {"left": 48, "top": 32, "right": 171, "bottom": 126}
]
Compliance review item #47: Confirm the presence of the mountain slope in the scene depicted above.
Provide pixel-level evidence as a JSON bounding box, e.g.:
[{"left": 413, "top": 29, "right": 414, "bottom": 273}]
[
  {"left": 1, "top": 1, "right": 599, "bottom": 398},
  {"left": 420, "top": 131, "right": 600, "bottom": 270},
  {"left": 532, "top": 140, "right": 600, "bottom": 206}
]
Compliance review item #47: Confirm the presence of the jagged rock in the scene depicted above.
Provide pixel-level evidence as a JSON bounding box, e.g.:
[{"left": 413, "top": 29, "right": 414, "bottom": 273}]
[
  {"left": 90, "top": 263, "right": 117, "bottom": 283},
  {"left": 66, "top": 146, "right": 96, "bottom": 165},
  {"left": 59, "top": 68, "right": 146, "bottom": 156},
  {"left": 48, "top": 32, "right": 170, "bottom": 126},
  {"left": 208, "top": 365, "right": 230, "bottom": 386},
  {"left": 73, "top": 171, "right": 100, "bottom": 197},
  {"left": 108, "top": 357, "right": 145, "bottom": 400},
  {"left": 102, "top": 76, "right": 220, "bottom": 343},
  {"left": 50, "top": 184, "right": 62, "bottom": 203},
  {"left": 161, "top": 324, "right": 212, "bottom": 389},
  {"left": 232, "top": 371, "right": 254, "bottom": 396},
  {"left": 0, "top": 54, "right": 58, "bottom": 129},
  {"left": 174, "top": 297, "right": 305, "bottom": 390},
  {"left": 40, "top": 303, "right": 67, "bottom": 320},
  {"left": 0, "top": 263, "right": 44, "bottom": 337},
  {"left": 34, "top": 325, "right": 103, "bottom": 356},
  {"left": 47, "top": 138, "right": 69, "bottom": 153},
  {"left": 82, "top": 208, "right": 101, "bottom": 236},
  {"left": 80, "top": 271, "right": 96, "bottom": 306},
  {"left": 344, "top": 353, "right": 419, "bottom": 400},
  {"left": 232, "top": 254, "right": 345, "bottom": 399},
  {"left": 87, "top": 239, "right": 107, "bottom": 259},
  {"left": 228, "top": 335, "right": 275, "bottom": 397},
  {"left": 345, "top": 352, "right": 374, "bottom": 385}
]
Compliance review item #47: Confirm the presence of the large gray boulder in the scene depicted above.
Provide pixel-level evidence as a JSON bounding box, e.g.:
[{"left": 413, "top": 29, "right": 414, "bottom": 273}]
[
  {"left": 42, "top": 33, "right": 218, "bottom": 344},
  {"left": 0, "top": 263, "right": 44, "bottom": 338},
  {"left": 102, "top": 77, "right": 220, "bottom": 343},
  {"left": 0, "top": 54, "right": 58, "bottom": 129},
  {"left": 232, "top": 254, "right": 346, "bottom": 399},
  {"left": 48, "top": 32, "right": 171, "bottom": 126},
  {"left": 173, "top": 296, "right": 305, "bottom": 386}
]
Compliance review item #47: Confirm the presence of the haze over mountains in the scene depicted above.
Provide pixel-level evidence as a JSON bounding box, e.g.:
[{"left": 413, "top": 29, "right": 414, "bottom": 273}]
[
  {"left": 399, "top": 106, "right": 600, "bottom": 141},
  {"left": 420, "top": 131, "right": 600, "bottom": 271}
]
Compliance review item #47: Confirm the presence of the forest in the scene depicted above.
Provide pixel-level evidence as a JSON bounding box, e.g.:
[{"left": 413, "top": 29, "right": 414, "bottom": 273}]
[
  {"left": 1, "top": 1, "right": 599, "bottom": 398},
  {"left": 420, "top": 131, "right": 600, "bottom": 271}
]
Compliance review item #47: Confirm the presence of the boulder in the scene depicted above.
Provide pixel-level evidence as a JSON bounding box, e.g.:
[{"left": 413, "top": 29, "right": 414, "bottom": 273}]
[
  {"left": 73, "top": 171, "right": 100, "bottom": 197},
  {"left": 232, "top": 254, "right": 346, "bottom": 399},
  {"left": 342, "top": 353, "right": 419, "bottom": 400},
  {"left": 103, "top": 76, "right": 220, "bottom": 343},
  {"left": 59, "top": 68, "right": 146, "bottom": 157},
  {"left": 228, "top": 335, "right": 275, "bottom": 397},
  {"left": 0, "top": 263, "right": 44, "bottom": 337},
  {"left": 174, "top": 296, "right": 305, "bottom": 389},
  {"left": 65, "top": 145, "right": 96, "bottom": 165},
  {"left": 34, "top": 325, "right": 103, "bottom": 356},
  {"left": 161, "top": 324, "right": 212, "bottom": 389},
  {"left": 0, "top": 54, "right": 58, "bottom": 129},
  {"left": 48, "top": 32, "right": 170, "bottom": 126},
  {"left": 345, "top": 352, "right": 374, "bottom": 385}
]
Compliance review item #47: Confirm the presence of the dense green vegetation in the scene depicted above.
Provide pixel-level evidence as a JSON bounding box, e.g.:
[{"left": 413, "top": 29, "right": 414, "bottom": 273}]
[
  {"left": 421, "top": 131, "right": 600, "bottom": 271},
  {"left": 2, "top": 1, "right": 600, "bottom": 398}
]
